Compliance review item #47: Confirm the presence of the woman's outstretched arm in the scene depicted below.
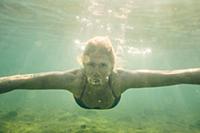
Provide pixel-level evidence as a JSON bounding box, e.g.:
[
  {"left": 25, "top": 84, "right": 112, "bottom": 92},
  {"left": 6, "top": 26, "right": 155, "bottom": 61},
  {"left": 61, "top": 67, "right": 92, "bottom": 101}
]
[
  {"left": 0, "top": 69, "right": 82, "bottom": 94},
  {"left": 117, "top": 68, "right": 200, "bottom": 93}
]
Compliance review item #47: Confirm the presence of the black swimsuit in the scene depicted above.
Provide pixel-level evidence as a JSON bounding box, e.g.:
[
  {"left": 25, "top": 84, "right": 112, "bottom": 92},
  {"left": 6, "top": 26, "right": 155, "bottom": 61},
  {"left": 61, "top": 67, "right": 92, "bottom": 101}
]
[{"left": 74, "top": 76, "right": 121, "bottom": 109}]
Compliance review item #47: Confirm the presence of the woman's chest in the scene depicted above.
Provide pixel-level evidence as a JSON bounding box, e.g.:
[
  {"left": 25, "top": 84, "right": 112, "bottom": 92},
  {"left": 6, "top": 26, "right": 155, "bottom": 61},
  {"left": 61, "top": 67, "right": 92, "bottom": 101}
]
[{"left": 81, "top": 86, "right": 116, "bottom": 109}]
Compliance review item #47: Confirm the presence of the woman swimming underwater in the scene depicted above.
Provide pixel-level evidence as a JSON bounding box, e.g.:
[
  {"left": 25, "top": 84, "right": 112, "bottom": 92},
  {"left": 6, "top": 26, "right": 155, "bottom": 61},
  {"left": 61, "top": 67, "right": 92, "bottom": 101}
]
[{"left": 0, "top": 36, "right": 200, "bottom": 109}]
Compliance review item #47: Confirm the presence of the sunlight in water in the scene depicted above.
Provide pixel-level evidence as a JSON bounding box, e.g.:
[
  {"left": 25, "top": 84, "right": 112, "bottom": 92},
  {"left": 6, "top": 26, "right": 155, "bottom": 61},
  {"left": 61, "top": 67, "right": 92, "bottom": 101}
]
[
  {"left": 116, "top": 45, "right": 152, "bottom": 56},
  {"left": 74, "top": 0, "right": 135, "bottom": 37},
  {"left": 74, "top": 38, "right": 152, "bottom": 58},
  {"left": 74, "top": 39, "right": 85, "bottom": 51},
  {"left": 73, "top": 0, "right": 152, "bottom": 59}
]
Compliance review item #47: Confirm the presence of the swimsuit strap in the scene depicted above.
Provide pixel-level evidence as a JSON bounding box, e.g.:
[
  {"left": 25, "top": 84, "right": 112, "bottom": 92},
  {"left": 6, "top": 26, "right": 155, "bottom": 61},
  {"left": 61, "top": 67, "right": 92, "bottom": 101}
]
[
  {"left": 74, "top": 74, "right": 90, "bottom": 109},
  {"left": 107, "top": 74, "right": 121, "bottom": 108},
  {"left": 79, "top": 74, "right": 87, "bottom": 100},
  {"left": 108, "top": 74, "right": 119, "bottom": 98}
]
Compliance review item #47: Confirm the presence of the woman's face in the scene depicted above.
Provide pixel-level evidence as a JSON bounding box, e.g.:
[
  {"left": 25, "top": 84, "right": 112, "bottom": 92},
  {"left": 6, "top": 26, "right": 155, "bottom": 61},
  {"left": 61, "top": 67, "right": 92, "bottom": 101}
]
[{"left": 83, "top": 52, "right": 113, "bottom": 86}]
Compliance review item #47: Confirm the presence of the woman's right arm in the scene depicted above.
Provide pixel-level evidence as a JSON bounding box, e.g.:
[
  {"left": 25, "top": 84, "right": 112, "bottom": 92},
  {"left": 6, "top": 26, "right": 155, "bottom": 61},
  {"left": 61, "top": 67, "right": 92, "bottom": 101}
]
[{"left": 0, "top": 69, "right": 81, "bottom": 94}]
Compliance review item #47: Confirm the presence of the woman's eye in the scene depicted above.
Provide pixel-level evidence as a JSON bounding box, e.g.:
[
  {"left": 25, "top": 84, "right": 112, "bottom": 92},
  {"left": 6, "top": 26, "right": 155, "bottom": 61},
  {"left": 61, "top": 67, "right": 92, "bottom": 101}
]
[
  {"left": 87, "top": 63, "right": 94, "bottom": 67},
  {"left": 100, "top": 63, "right": 107, "bottom": 67}
]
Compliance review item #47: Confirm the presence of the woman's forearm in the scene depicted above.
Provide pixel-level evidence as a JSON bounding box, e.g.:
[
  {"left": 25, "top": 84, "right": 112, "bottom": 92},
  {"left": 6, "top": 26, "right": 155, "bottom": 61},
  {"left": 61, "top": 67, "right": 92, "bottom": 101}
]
[
  {"left": 0, "top": 73, "right": 58, "bottom": 94},
  {"left": 176, "top": 68, "right": 200, "bottom": 85},
  {"left": 0, "top": 77, "right": 13, "bottom": 94},
  {"left": 0, "top": 70, "right": 80, "bottom": 94},
  {"left": 0, "top": 74, "right": 36, "bottom": 94},
  {"left": 119, "top": 68, "right": 200, "bottom": 92},
  {"left": 136, "top": 68, "right": 200, "bottom": 86}
]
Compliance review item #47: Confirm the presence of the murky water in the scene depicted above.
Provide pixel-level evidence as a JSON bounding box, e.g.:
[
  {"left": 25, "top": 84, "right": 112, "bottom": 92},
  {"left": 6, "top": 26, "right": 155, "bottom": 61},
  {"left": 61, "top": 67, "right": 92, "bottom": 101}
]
[{"left": 0, "top": 0, "right": 200, "bottom": 132}]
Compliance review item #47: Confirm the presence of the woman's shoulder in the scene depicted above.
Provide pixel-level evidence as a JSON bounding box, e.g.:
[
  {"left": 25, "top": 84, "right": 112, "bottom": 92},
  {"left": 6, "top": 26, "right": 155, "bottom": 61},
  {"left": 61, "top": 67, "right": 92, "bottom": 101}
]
[
  {"left": 110, "top": 68, "right": 132, "bottom": 94},
  {"left": 111, "top": 68, "right": 129, "bottom": 80},
  {"left": 62, "top": 68, "right": 85, "bottom": 96},
  {"left": 110, "top": 69, "right": 125, "bottom": 96}
]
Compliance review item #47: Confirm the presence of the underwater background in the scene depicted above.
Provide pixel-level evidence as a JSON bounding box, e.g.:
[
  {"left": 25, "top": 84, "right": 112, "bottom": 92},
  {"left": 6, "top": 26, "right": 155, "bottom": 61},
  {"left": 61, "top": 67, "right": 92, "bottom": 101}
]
[{"left": 0, "top": 0, "right": 200, "bottom": 132}]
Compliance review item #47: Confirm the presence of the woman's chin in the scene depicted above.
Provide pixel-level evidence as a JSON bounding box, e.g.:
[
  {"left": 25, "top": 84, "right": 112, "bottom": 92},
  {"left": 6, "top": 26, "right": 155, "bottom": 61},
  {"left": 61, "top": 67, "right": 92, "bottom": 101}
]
[{"left": 87, "top": 77, "right": 103, "bottom": 86}]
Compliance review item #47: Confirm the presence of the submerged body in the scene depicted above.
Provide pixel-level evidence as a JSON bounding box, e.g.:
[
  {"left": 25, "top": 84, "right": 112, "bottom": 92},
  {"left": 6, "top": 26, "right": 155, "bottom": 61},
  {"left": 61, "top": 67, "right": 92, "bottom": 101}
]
[
  {"left": 0, "top": 36, "right": 200, "bottom": 109},
  {"left": 1, "top": 68, "right": 200, "bottom": 109}
]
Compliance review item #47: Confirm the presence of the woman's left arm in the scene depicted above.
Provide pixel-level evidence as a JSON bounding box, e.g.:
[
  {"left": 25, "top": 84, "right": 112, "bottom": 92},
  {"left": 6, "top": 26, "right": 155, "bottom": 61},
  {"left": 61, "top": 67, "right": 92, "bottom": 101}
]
[{"left": 116, "top": 68, "right": 200, "bottom": 93}]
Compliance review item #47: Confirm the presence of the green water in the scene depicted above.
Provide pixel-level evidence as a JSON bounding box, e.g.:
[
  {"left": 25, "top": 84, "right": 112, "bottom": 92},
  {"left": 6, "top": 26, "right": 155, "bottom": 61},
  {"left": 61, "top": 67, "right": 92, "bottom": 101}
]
[{"left": 0, "top": 0, "right": 200, "bottom": 132}]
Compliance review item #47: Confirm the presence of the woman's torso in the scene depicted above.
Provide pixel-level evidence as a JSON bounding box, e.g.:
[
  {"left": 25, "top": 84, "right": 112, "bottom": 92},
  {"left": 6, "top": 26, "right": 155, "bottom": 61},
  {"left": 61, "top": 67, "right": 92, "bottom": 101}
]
[{"left": 72, "top": 70, "right": 122, "bottom": 109}]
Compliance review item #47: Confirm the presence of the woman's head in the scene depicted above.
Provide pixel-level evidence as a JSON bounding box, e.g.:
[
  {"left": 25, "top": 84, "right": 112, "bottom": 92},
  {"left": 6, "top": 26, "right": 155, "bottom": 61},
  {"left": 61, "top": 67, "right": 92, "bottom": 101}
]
[{"left": 80, "top": 36, "right": 116, "bottom": 85}]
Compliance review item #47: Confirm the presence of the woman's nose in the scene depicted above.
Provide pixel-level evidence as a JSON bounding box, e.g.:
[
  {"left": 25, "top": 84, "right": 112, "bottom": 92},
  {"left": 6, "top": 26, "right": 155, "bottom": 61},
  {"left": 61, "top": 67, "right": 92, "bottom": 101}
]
[
  {"left": 92, "top": 65, "right": 98, "bottom": 71},
  {"left": 93, "top": 67, "right": 101, "bottom": 74}
]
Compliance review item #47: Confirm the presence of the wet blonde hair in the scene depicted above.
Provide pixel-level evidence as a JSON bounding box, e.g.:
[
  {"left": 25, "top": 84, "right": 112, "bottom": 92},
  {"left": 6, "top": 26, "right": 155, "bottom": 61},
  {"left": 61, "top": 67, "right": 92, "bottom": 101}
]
[{"left": 80, "top": 36, "right": 116, "bottom": 69}]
